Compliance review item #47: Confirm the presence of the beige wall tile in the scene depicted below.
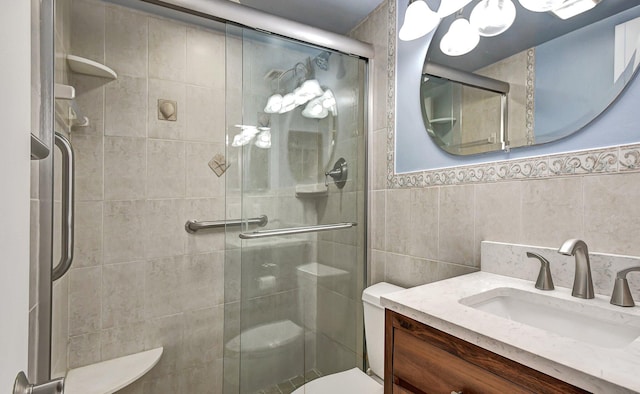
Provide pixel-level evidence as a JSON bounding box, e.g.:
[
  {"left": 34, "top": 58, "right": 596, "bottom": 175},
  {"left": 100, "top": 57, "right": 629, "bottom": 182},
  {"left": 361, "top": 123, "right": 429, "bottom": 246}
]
[
  {"left": 181, "top": 306, "right": 224, "bottom": 368},
  {"left": 51, "top": 275, "right": 69, "bottom": 377},
  {"left": 70, "top": 0, "right": 104, "bottom": 63},
  {"left": 584, "top": 173, "right": 640, "bottom": 255},
  {"left": 186, "top": 85, "right": 225, "bottom": 142},
  {"left": 408, "top": 187, "right": 439, "bottom": 260},
  {"left": 149, "top": 17, "right": 186, "bottom": 82},
  {"left": 100, "top": 322, "right": 146, "bottom": 360},
  {"left": 68, "top": 266, "right": 101, "bottom": 336},
  {"left": 105, "top": 5, "right": 147, "bottom": 78},
  {"left": 145, "top": 199, "right": 186, "bottom": 259},
  {"left": 182, "top": 252, "right": 224, "bottom": 310},
  {"left": 103, "top": 200, "right": 146, "bottom": 264},
  {"left": 185, "top": 143, "right": 225, "bottom": 198},
  {"left": 71, "top": 133, "right": 103, "bottom": 201},
  {"left": 145, "top": 314, "right": 184, "bottom": 378},
  {"left": 371, "top": 130, "right": 387, "bottom": 191},
  {"left": 521, "top": 177, "right": 584, "bottom": 247},
  {"left": 74, "top": 201, "right": 103, "bottom": 268},
  {"left": 105, "top": 75, "right": 147, "bottom": 137},
  {"left": 102, "top": 261, "right": 145, "bottom": 328},
  {"left": 148, "top": 79, "right": 185, "bottom": 140},
  {"left": 104, "top": 137, "right": 146, "bottom": 200},
  {"left": 438, "top": 185, "right": 475, "bottom": 266},
  {"left": 186, "top": 27, "right": 225, "bottom": 90},
  {"left": 385, "top": 188, "right": 411, "bottom": 254},
  {"left": 147, "top": 139, "right": 185, "bottom": 199},
  {"left": 385, "top": 253, "right": 477, "bottom": 288},
  {"left": 70, "top": 74, "right": 105, "bottom": 137},
  {"left": 474, "top": 181, "right": 522, "bottom": 265},
  {"left": 370, "top": 250, "right": 386, "bottom": 284},
  {"left": 145, "top": 256, "right": 185, "bottom": 319},
  {"left": 370, "top": 190, "right": 385, "bottom": 250},
  {"left": 68, "top": 332, "right": 101, "bottom": 369}
]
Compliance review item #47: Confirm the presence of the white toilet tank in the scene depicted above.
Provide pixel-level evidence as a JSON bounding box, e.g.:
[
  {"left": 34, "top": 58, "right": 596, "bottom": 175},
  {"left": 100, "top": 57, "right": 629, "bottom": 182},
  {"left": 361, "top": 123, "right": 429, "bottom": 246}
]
[{"left": 362, "top": 282, "right": 405, "bottom": 379}]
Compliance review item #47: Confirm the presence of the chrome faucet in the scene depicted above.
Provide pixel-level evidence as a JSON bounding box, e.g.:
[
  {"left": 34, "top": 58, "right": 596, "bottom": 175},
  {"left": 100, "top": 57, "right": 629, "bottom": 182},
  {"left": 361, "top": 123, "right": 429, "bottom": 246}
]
[
  {"left": 610, "top": 267, "right": 640, "bottom": 307},
  {"left": 558, "top": 239, "right": 594, "bottom": 299}
]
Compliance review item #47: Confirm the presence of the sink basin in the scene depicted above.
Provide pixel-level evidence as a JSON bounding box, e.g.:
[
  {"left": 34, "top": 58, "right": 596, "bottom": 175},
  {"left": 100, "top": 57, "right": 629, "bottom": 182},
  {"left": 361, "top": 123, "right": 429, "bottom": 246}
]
[{"left": 459, "top": 287, "right": 640, "bottom": 348}]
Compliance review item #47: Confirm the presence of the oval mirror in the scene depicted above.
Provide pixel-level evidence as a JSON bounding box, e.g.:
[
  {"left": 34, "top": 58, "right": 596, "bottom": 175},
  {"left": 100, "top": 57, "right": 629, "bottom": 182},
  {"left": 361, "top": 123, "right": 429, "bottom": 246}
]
[{"left": 421, "top": 1, "right": 640, "bottom": 156}]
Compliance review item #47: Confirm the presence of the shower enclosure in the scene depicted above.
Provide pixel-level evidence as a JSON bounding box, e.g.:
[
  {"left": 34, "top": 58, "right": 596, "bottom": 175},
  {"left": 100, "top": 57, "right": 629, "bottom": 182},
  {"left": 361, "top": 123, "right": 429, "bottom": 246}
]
[{"left": 40, "top": 0, "right": 370, "bottom": 393}]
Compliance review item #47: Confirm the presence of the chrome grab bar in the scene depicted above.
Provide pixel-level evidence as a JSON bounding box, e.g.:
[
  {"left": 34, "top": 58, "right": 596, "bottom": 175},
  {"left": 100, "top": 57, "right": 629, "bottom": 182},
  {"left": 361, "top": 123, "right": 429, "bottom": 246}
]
[
  {"left": 239, "top": 222, "right": 357, "bottom": 239},
  {"left": 52, "top": 132, "right": 75, "bottom": 282},
  {"left": 185, "top": 215, "right": 268, "bottom": 234}
]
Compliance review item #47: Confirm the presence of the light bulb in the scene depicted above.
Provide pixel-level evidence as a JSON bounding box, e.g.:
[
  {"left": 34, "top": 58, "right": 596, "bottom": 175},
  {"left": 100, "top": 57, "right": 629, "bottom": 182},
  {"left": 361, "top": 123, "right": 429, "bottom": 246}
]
[
  {"left": 440, "top": 18, "right": 480, "bottom": 57},
  {"left": 518, "top": 0, "right": 564, "bottom": 12},
  {"left": 399, "top": 0, "right": 440, "bottom": 41},
  {"left": 437, "top": 0, "right": 473, "bottom": 17},
  {"left": 470, "top": 0, "right": 516, "bottom": 37},
  {"left": 263, "top": 94, "right": 283, "bottom": 113},
  {"left": 254, "top": 129, "right": 271, "bottom": 149}
]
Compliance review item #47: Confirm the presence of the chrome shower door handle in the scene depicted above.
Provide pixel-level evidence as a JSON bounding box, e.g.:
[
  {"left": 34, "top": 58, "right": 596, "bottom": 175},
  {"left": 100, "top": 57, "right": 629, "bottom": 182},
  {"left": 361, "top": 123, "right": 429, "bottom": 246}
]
[{"left": 52, "top": 132, "right": 75, "bottom": 282}]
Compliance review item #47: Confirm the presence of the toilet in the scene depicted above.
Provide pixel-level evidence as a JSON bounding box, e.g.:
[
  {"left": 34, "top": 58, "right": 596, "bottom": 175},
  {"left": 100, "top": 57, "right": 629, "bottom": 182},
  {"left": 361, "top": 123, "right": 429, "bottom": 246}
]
[{"left": 292, "top": 282, "right": 405, "bottom": 394}]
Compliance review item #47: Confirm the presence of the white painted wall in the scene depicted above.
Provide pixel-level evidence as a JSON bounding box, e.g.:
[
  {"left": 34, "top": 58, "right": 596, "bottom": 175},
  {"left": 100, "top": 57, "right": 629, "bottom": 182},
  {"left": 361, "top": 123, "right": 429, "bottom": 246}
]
[{"left": 0, "top": 0, "right": 32, "bottom": 391}]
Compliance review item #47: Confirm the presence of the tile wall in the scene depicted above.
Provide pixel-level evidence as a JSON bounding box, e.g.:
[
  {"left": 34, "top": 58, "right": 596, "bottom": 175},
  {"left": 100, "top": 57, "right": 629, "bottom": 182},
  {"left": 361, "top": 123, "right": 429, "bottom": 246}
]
[
  {"left": 62, "top": 1, "right": 227, "bottom": 391},
  {"left": 359, "top": 1, "right": 640, "bottom": 290}
]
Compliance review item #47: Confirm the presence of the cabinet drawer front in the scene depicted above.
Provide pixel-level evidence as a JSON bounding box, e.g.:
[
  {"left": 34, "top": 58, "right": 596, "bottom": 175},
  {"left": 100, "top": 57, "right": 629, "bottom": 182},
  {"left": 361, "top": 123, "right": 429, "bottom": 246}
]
[{"left": 393, "top": 329, "right": 532, "bottom": 394}]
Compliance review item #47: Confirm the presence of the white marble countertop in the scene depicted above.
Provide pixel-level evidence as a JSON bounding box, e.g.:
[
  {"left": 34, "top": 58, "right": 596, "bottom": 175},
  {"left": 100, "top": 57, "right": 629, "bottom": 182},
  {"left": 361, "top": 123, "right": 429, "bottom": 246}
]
[{"left": 381, "top": 272, "right": 640, "bottom": 394}]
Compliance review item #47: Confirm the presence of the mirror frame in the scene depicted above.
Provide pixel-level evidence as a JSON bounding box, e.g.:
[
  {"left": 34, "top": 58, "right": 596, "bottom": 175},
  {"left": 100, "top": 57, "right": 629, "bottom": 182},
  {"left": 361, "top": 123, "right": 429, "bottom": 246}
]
[{"left": 389, "top": 0, "right": 640, "bottom": 188}]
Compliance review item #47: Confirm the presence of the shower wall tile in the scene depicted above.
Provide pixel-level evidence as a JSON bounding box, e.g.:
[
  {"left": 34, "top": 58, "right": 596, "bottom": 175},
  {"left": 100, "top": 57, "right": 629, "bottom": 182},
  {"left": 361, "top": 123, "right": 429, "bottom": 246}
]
[
  {"left": 372, "top": 130, "right": 387, "bottom": 191},
  {"left": 145, "top": 314, "right": 184, "bottom": 378},
  {"left": 186, "top": 27, "right": 225, "bottom": 90},
  {"left": 105, "top": 5, "right": 147, "bottom": 78},
  {"left": 105, "top": 75, "right": 147, "bottom": 138},
  {"left": 370, "top": 191, "right": 385, "bottom": 250},
  {"left": 104, "top": 136, "right": 146, "bottom": 200},
  {"left": 71, "top": 133, "right": 103, "bottom": 201},
  {"left": 181, "top": 306, "right": 224, "bottom": 368},
  {"left": 103, "top": 200, "right": 146, "bottom": 264},
  {"left": 148, "top": 78, "right": 185, "bottom": 140},
  {"left": 186, "top": 85, "right": 225, "bottom": 142},
  {"left": 73, "top": 201, "right": 103, "bottom": 268},
  {"left": 145, "top": 256, "right": 185, "bottom": 319},
  {"left": 68, "top": 332, "right": 101, "bottom": 369},
  {"left": 144, "top": 199, "right": 186, "bottom": 259},
  {"left": 102, "top": 261, "right": 145, "bottom": 329},
  {"left": 438, "top": 185, "right": 475, "bottom": 266},
  {"left": 148, "top": 17, "right": 186, "bottom": 82},
  {"left": 68, "top": 266, "right": 101, "bottom": 336},
  {"left": 183, "top": 252, "right": 225, "bottom": 310},
  {"left": 146, "top": 139, "right": 185, "bottom": 199},
  {"left": 100, "top": 321, "right": 146, "bottom": 361},
  {"left": 370, "top": 250, "right": 386, "bottom": 285},
  {"left": 70, "top": 0, "right": 105, "bottom": 63},
  {"left": 179, "top": 360, "right": 222, "bottom": 393},
  {"left": 185, "top": 142, "right": 225, "bottom": 198},
  {"left": 70, "top": 74, "right": 105, "bottom": 137}
]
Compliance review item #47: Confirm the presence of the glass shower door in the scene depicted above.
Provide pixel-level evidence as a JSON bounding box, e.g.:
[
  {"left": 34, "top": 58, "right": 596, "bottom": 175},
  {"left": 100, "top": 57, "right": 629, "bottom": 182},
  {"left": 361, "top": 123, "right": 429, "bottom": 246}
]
[{"left": 224, "top": 26, "right": 368, "bottom": 394}]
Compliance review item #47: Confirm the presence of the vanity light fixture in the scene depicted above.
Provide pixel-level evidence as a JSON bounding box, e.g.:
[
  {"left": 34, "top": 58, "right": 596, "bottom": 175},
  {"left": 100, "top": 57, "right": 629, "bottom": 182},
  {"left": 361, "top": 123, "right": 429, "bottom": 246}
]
[
  {"left": 470, "top": 0, "right": 517, "bottom": 37},
  {"left": 518, "top": 0, "right": 565, "bottom": 12},
  {"left": 440, "top": 17, "right": 480, "bottom": 56},
  {"left": 399, "top": 0, "right": 440, "bottom": 41},
  {"left": 551, "top": 0, "right": 602, "bottom": 20}
]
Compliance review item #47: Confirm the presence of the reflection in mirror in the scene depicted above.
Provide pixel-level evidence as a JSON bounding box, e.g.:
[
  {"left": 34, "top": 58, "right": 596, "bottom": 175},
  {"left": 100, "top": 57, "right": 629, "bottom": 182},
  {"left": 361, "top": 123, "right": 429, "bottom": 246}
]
[{"left": 421, "top": 2, "right": 640, "bottom": 156}]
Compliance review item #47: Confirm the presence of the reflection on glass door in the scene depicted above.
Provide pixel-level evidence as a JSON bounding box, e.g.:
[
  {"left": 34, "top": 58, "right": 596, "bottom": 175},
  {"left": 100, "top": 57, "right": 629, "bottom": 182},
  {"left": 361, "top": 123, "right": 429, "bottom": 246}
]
[{"left": 224, "top": 26, "right": 367, "bottom": 394}]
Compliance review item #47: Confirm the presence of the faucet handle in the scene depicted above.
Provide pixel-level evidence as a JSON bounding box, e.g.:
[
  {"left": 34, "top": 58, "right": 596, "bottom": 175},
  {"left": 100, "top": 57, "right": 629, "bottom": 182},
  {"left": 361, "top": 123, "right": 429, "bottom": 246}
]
[
  {"left": 610, "top": 266, "right": 640, "bottom": 307},
  {"left": 527, "top": 252, "right": 555, "bottom": 291}
]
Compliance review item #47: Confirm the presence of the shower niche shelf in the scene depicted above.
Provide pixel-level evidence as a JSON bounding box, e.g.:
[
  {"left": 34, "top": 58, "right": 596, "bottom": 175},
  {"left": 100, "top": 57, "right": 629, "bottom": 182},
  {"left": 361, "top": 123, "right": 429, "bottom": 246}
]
[
  {"left": 295, "top": 183, "right": 328, "bottom": 198},
  {"left": 64, "top": 347, "right": 162, "bottom": 394},
  {"left": 67, "top": 54, "right": 118, "bottom": 80}
]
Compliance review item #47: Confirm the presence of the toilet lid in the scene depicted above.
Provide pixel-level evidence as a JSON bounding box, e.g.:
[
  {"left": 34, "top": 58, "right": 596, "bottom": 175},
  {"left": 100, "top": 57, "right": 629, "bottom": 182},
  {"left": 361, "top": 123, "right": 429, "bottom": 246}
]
[{"left": 292, "top": 368, "right": 383, "bottom": 394}]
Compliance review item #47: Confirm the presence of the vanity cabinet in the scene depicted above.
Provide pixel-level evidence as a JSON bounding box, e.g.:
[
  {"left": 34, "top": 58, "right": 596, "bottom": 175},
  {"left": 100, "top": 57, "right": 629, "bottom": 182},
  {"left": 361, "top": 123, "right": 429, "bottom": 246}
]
[{"left": 384, "top": 310, "right": 589, "bottom": 394}]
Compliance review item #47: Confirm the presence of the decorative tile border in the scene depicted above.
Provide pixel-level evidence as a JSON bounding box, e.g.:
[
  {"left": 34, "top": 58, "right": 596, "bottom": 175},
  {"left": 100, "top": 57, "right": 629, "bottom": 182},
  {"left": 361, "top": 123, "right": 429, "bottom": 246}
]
[{"left": 385, "top": 0, "right": 640, "bottom": 189}]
